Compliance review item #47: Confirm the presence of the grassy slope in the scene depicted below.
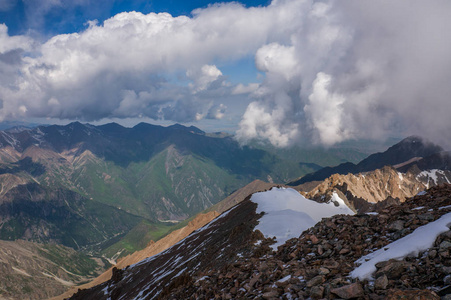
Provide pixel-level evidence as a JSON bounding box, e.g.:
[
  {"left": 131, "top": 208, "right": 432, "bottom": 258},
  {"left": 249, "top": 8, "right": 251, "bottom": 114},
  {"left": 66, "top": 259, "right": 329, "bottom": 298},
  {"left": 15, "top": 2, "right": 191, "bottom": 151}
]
[{"left": 101, "top": 220, "right": 174, "bottom": 259}]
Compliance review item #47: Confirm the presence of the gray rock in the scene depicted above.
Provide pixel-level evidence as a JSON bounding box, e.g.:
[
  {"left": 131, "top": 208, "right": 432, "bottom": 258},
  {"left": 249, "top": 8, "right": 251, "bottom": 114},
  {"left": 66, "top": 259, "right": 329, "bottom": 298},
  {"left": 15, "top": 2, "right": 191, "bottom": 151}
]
[
  {"left": 375, "top": 274, "right": 388, "bottom": 290},
  {"left": 388, "top": 220, "right": 404, "bottom": 232},
  {"left": 310, "top": 286, "right": 324, "bottom": 300},
  {"left": 440, "top": 241, "right": 451, "bottom": 250},
  {"left": 330, "top": 282, "right": 364, "bottom": 299},
  {"left": 306, "top": 275, "right": 325, "bottom": 287}
]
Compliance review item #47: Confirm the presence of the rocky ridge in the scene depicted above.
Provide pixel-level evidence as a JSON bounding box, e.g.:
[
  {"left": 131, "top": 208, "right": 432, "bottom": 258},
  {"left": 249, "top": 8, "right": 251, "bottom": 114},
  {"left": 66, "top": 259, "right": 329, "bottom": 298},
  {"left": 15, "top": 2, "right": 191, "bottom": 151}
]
[
  {"left": 290, "top": 136, "right": 444, "bottom": 186},
  {"left": 158, "top": 185, "right": 451, "bottom": 299},
  {"left": 300, "top": 166, "right": 451, "bottom": 213},
  {"left": 70, "top": 184, "right": 451, "bottom": 300}
]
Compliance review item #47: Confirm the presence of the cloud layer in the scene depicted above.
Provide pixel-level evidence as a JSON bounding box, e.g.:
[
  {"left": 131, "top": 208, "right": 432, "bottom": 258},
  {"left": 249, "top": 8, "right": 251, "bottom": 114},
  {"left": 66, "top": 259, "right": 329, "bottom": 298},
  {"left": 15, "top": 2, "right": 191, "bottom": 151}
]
[{"left": 1, "top": 0, "right": 451, "bottom": 147}]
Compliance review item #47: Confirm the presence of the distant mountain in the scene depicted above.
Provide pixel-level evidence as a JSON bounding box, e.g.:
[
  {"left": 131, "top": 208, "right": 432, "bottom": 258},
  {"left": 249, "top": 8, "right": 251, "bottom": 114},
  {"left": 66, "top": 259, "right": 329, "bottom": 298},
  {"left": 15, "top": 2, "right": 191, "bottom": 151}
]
[
  {"left": 397, "top": 151, "right": 451, "bottom": 173},
  {"left": 0, "top": 120, "right": 41, "bottom": 131},
  {"left": 0, "top": 122, "right": 311, "bottom": 257},
  {"left": 289, "top": 136, "right": 444, "bottom": 185},
  {"left": 0, "top": 182, "right": 144, "bottom": 250}
]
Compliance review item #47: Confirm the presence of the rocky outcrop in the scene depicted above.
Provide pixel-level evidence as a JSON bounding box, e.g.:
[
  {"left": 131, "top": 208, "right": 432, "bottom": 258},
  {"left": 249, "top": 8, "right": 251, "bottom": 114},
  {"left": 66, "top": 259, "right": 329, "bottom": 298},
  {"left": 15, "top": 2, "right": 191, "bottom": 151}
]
[
  {"left": 304, "top": 166, "right": 426, "bottom": 204},
  {"left": 300, "top": 166, "right": 451, "bottom": 214}
]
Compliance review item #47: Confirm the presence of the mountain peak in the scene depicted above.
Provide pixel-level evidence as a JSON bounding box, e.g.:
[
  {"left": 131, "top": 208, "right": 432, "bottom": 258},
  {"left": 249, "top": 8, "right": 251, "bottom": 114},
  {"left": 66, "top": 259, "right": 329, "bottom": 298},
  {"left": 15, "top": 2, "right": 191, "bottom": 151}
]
[{"left": 290, "top": 136, "right": 444, "bottom": 185}]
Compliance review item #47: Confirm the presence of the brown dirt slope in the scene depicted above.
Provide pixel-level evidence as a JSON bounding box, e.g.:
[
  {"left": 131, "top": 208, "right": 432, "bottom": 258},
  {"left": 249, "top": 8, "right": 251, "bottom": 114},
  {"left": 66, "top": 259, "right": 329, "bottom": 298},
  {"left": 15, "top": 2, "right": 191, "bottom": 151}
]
[{"left": 206, "top": 179, "right": 278, "bottom": 214}]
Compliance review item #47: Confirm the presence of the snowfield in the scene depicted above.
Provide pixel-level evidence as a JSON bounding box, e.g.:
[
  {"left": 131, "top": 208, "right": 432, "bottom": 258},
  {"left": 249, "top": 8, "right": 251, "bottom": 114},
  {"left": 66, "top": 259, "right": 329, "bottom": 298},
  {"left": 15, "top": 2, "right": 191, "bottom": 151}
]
[{"left": 251, "top": 188, "right": 355, "bottom": 249}]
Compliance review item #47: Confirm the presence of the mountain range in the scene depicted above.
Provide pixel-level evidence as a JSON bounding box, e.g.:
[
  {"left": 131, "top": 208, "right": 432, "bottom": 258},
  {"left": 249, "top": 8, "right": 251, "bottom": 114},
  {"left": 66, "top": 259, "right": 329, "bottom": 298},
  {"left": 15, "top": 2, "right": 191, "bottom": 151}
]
[
  {"left": 288, "top": 136, "right": 447, "bottom": 186},
  {"left": 0, "top": 121, "right": 450, "bottom": 299},
  {"left": 0, "top": 120, "right": 375, "bottom": 269}
]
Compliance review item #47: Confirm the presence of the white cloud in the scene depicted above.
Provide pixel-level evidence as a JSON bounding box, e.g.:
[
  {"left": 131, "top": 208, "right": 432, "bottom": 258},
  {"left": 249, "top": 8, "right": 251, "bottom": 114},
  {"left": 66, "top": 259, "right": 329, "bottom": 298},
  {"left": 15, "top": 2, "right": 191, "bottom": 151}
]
[
  {"left": 238, "top": 0, "right": 451, "bottom": 148},
  {"left": 304, "top": 72, "right": 350, "bottom": 145},
  {"left": 232, "top": 83, "right": 259, "bottom": 95},
  {"left": 1, "top": 0, "right": 451, "bottom": 148},
  {"left": 187, "top": 64, "right": 223, "bottom": 92},
  {"left": 255, "top": 43, "right": 299, "bottom": 81}
]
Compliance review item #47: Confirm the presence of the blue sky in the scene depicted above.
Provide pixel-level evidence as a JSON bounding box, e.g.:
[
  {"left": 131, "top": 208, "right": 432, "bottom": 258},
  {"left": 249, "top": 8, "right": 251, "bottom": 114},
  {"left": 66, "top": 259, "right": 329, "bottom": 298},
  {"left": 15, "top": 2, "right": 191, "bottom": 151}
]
[
  {"left": 0, "top": 0, "right": 269, "bottom": 36},
  {"left": 0, "top": 0, "right": 450, "bottom": 147}
]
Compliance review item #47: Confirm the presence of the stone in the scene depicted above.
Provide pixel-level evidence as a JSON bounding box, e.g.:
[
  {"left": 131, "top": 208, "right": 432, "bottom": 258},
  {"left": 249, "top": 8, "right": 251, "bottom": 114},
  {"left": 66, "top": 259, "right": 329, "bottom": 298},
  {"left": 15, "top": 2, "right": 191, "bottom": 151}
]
[
  {"left": 318, "top": 267, "right": 330, "bottom": 275},
  {"left": 310, "top": 286, "right": 324, "bottom": 300},
  {"left": 444, "top": 274, "right": 451, "bottom": 285},
  {"left": 428, "top": 249, "right": 437, "bottom": 259},
  {"left": 375, "top": 260, "right": 409, "bottom": 280},
  {"left": 387, "top": 289, "right": 440, "bottom": 300},
  {"left": 249, "top": 274, "right": 261, "bottom": 288},
  {"left": 330, "top": 282, "right": 364, "bottom": 299},
  {"left": 418, "top": 213, "right": 434, "bottom": 221},
  {"left": 440, "top": 241, "right": 451, "bottom": 250},
  {"left": 310, "top": 235, "right": 320, "bottom": 244},
  {"left": 388, "top": 220, "right": 404, "bottom": 232},
  {"left": 306, "top": 275, "right": 325, "bottom": 287},
  {"left": 374, "top": 274, "right": 388, "bottom": 290},
  {"left": 262, "top": 290, "right": 279, "bottom": 299},
  {"left": 339, "top": 248, "right": 350, "bottom": 255}
]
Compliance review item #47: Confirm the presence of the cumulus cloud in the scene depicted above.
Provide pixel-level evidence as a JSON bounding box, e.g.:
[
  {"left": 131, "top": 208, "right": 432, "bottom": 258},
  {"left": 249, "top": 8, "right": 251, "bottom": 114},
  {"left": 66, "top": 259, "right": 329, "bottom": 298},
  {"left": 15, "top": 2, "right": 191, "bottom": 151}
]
[
  {"left": 187, "top": 65, "right": 224, "bottom": 93},
  {"left": 238, "top": 0, "right": 451, "bottom": 148},
  {"left": 304, "top": 72, "right": 350, "bottom": 145},
  {"left": 1, "top": 0, "right": 451, "bottom": 147},
  {"left": 0, "top": 0, "right": 303, "bottom": 123}
]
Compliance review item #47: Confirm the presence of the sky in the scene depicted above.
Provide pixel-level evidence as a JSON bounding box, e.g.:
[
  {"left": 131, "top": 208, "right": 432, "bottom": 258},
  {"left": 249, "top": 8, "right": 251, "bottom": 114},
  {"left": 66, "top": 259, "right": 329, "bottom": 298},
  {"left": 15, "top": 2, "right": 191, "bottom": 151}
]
[{"left": 0, "top": 0, "right": 450, "bottom": 148}]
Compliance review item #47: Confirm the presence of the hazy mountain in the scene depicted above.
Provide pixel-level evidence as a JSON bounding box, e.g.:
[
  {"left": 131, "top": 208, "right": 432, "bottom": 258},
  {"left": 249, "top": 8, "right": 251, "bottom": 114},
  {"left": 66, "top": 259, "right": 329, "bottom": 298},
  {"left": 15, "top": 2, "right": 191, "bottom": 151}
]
[
  {"left": 289, "top": 136, "right": 444, "bottom": 185},
  {"left": 0, "top": 121, "right": 319, "bottom": 257}
]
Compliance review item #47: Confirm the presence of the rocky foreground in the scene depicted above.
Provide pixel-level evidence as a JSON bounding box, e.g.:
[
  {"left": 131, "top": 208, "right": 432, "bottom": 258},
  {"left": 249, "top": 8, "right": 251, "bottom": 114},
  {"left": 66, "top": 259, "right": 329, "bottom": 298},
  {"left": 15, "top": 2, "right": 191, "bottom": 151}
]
[
  {"left": 165, "top": 184, "right": 451, "bottom": 299},
  {"left": 70, "top": 184, "right": 451, "bottom": 300}
]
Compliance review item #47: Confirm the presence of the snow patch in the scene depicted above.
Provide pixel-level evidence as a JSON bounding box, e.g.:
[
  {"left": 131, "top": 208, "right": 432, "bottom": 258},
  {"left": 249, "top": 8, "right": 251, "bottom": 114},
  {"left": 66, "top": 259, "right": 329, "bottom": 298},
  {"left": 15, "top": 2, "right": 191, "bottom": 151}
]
[
  {"left": 417, "top": 169, "right": 449, "bottom": 187},
  {"left": 277, "top": 275, "right": 292, "bottom": 283},
  {"left": 439, "top": 205, "right": 451, "bottom": 211},
  {"left": 417, "top": 191, "right": 427, "bottom": 196},
  {"left": 251, "top": 188, "right": 354, "bottom": 249},
  {"left": 412, "top": 206, "right": 425, "bottom": 211},
  {"left": 351, "top": 212, "right": 451, "bottom": 280}
]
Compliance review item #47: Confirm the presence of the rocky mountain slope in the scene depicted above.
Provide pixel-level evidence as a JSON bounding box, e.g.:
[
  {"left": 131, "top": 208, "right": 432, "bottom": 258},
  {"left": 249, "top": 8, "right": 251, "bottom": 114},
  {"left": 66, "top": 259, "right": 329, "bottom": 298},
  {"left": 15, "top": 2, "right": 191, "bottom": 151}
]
[
  {"left": 71, "top": 184, "right": 451, "bottom": 300},
  {"left": 0, "top": 122, "right": 333, "bottom": 253},
  {"left": 165, "top": 184, "right": 451, "bottom": 300},
  {"left": 54, "top": 179, "right": 278, "bottom": 300},
  {"left": 289, "top": 136, "right": 444, "bottom": 185},
  {"left": 301, "top": 166, "right": 451, "bottom": 210},
  {"left": 0, "top": 239, "right": 108, "bottom": 299},
  {"left": 0, "top": 182, "right": 144, "bottom": 250}
]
